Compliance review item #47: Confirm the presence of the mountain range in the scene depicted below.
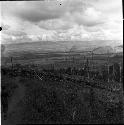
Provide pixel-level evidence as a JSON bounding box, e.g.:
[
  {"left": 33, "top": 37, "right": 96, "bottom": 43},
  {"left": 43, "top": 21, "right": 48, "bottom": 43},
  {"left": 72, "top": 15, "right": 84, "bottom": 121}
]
[{"left": 2, "top": 40, "right": 123, "bottom": 57}]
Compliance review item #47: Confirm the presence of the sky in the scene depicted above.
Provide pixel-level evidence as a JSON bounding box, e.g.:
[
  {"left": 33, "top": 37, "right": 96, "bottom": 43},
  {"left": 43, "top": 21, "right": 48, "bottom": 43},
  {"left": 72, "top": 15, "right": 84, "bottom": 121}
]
[{"left": 0, "top": 0, "right": 123, "bottom": 44}]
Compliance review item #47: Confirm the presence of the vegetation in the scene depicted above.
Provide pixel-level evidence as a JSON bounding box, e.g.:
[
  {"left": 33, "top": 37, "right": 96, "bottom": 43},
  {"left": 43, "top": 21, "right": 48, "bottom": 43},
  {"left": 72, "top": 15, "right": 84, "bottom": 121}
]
[{"left": 1, "top": 54, "right": 123, "bottom": 124}]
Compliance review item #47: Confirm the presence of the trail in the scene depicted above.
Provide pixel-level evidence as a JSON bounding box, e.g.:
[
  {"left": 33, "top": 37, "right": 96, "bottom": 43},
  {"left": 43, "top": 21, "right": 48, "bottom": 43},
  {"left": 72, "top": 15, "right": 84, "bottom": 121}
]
[
  {"left": 8, "top": 81, "right": 25, "bottom": 114},
  {"left": 2, "top": 77, "right": 26, "bottom": 125}
]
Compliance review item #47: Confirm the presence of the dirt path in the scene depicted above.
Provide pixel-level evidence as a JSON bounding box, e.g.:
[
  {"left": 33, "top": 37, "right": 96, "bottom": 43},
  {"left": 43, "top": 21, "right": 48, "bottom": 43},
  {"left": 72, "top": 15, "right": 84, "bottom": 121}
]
[
  {"left": 2, "top": 77, "right": 26, "bottom": 125},
  {"left": 8, "top": 82, "right": 25, "bottom": 114}
]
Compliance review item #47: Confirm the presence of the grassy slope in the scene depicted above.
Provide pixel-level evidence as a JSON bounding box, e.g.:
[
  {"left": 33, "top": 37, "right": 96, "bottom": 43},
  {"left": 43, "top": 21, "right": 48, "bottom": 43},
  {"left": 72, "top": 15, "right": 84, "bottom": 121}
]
[{"left": 1, "top": 74, "right": 123, "bottom": 124}]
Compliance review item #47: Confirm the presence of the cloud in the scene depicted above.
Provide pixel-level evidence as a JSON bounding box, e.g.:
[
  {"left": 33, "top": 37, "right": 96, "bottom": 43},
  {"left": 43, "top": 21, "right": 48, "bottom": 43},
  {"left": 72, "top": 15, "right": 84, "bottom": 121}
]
[
  {"left": 71, "top": 7, "right": 105, "bottom": 26},
  {"left": 1, "top": 23, "right": 10, "bottom": 31},
  {"left": 2, "top": 0, "right": 86, "bottom": 23},
  {"left": 1, "top": 30, "right": 32, "bottom": 44},
  {"left": 2, "top": 0, "right": 121, "bottom": 27},
  {"left": 38, "top": 19, "right": 73, "bottom": 30},
  {"left": 3, "top": 30, "right": 27, "bottom": 36},
  {"left": 1, "top": 0, "right": 123, "bottom": 44},
  {"left": 2, "top": 1, "right": 66, "bottom": 22}
]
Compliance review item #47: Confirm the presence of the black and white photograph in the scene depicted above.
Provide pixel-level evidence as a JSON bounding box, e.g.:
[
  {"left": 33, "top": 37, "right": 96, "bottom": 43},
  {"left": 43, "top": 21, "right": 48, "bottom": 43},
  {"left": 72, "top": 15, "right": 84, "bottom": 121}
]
[{"left": 0, "top": 0, "right": 123, "bottom": 124}]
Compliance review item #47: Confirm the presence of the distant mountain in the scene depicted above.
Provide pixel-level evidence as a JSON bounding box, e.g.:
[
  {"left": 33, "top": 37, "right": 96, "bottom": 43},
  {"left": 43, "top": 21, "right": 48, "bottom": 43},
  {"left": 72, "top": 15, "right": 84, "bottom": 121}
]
[
  {"left": 92, "top": 46, "right": 114, "bottom": 54},
  {"left": 3, "top": 40, "right": 123, "bottom": 56},
  {"left": 114, "top": 45, "right": 123, "bottom": 53}
]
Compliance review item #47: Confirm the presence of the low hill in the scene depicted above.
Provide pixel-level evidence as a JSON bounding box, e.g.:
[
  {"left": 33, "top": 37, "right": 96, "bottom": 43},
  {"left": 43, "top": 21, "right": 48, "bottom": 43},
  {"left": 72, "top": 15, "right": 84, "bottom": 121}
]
[{"left": 2, "top": 40, "right": 123, "bottom": 57}]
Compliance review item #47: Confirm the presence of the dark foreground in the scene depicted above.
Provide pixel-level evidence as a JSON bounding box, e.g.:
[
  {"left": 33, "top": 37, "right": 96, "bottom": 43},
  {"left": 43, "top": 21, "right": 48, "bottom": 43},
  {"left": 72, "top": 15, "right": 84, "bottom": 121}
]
[{"left": 1, "top": 65, "right": 124, "bottom": 124}]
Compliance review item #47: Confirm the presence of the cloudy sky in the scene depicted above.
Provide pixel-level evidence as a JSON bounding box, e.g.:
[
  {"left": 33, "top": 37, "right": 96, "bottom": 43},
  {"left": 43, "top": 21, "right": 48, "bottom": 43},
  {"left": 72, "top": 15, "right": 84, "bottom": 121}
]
[{"left": 0, "top": 0, "right": 123, "bottom": 44}]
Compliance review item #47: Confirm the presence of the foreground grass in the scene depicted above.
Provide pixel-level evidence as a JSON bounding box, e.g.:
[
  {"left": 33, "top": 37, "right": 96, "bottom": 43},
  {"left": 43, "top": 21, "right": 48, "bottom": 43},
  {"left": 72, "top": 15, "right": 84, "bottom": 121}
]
[{"left": 1, "top": 74, "right": 123, "bottom": 124}]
